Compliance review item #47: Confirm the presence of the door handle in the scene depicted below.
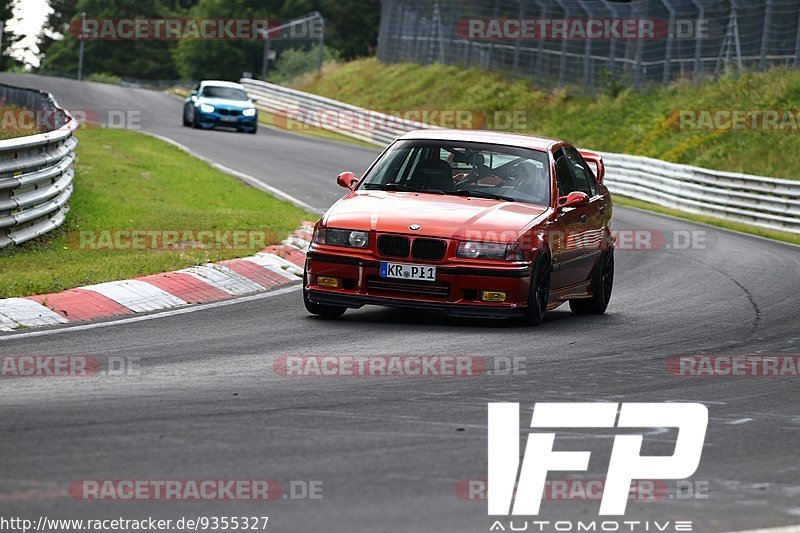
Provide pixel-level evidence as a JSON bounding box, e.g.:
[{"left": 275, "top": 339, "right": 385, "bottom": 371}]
[
  {"left": 580, "top": 214, "right": 588, "bottom": 223},
  {"left": 598, "top": 205, "right": 606, "bottom": 213}
]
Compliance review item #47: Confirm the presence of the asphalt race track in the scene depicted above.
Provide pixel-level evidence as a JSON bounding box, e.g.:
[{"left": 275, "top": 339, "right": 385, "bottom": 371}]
[{"left": 1, "top": 73, "right": 799, "bottom": 533}]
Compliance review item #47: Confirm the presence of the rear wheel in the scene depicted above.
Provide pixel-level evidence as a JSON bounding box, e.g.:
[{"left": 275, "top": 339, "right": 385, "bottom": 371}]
[
  {"left": 303, "top": 272, "right": 346, "bottom": 319},
  {"left": 521, "top": 253, "right": 550, "bottom": 326},
  {"left": 569, "top": 250, "right": 614, "bottom": 315}
]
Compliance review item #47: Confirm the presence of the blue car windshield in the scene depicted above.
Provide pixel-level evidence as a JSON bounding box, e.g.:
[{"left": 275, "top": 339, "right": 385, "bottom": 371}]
[{"left": 201, "top": 86, "right": 248, "bottom": 101}]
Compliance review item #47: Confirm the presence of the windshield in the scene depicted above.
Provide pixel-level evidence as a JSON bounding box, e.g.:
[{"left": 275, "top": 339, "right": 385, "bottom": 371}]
[
  {"left": 201, "top": 86, "right": 249, "bottom": 101},
  {"left": 359, "top": 140, "right": 551, "bottom": 206}
]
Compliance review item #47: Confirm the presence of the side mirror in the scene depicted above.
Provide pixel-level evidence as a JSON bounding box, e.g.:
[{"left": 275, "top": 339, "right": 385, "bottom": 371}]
[
  {"left": 558, "top": 191, "right": 590, "bottom": 209},
  {"left": 249, "top": 96, "right": 259, "bottom": 103},
  {"left": 337, "top": 171, "right": 359, "bottom": 191}
]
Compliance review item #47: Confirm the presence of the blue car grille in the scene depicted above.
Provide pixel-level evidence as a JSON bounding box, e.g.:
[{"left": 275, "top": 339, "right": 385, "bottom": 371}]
[{"left": 217, "top": 108, "right": 241, "bottom": 116}]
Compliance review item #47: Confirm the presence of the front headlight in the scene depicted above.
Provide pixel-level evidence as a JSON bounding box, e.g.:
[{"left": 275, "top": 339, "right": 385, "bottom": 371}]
[
  {"left": 199, "top": 103, "right": 215, "bottom": 113},
  {"left": 457, "top": 241, "right": 522, "bottom": 261},
  {"left": 314, "top": 228, "right": 369, "bottom": 249},
  {"left": 242, "top": 108, "right": 257, "bottom": 117}
]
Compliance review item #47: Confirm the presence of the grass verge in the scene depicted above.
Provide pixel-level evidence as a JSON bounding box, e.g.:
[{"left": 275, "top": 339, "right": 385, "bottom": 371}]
[{"left": 0, "top": 126, "right": 310, "bottom": 298}]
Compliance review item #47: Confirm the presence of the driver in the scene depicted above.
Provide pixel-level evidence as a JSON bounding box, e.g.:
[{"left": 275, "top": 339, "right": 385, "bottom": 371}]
[{"left": 515, "top": 161, "right": 547, "bottom": 202}]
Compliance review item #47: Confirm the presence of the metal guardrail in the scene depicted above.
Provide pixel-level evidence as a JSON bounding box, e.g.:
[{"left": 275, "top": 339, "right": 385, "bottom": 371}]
[
  {"left": 241, "top": 78, "right": 800, "bottom": 235},
  {"left": 0, "top": 84, "right": 78, "bottom": 249},
  {"left": 241, "top": 78, "right": 438, "bottom": 147}
]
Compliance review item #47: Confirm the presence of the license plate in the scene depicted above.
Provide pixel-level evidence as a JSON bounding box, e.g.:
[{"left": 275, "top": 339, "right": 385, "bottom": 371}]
[
  {"left": 220, "top": 115, "right": 238, "bottom": 122},
  {"left": 380, "top": 262, "right": 436, "bottom": 281}
]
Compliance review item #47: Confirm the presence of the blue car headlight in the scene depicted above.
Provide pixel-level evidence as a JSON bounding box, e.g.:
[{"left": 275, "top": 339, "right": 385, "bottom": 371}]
[
  {"left": 199, "top": 103, "right": 215, "bottom": 113},
  {"left": 242, "top": 108, "right": 256, "bottom": 117}
]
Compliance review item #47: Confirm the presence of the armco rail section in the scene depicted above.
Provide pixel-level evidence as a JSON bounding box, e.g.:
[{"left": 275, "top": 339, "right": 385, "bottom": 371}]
[
  {"left": 0, "top": 83, "right": 78, "bottom": 249},
  {"left": 242, "top": 78, "right": 800, "bottom": 235}
]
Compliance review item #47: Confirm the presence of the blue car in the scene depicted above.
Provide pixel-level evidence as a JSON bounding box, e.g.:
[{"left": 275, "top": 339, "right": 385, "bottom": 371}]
[{"left": 183, "top": 80, "right": 258, "bottom": 134}]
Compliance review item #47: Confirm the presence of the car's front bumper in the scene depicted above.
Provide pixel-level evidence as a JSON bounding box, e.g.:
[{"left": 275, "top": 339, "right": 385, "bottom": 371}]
[
  {"left": 305, "top": 249, "right": 533, "bottom": 319},
  {"left": 195, "top": 110, "right": 257, "bottom": 129}
]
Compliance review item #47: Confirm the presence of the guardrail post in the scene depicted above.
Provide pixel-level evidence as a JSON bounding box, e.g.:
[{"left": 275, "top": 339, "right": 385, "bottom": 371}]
[
  {"left": 317, "top": 14, "right": 324, "bottom": 73},
  {"left": 77, "top": 12, "right": 86, "bottom": 81},
  {"left": 759, "top": 0, "right": 774, "bottom": 71}
]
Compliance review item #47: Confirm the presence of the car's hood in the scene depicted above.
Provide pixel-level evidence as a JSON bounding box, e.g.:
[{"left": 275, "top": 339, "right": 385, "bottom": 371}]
[
  {"left": 323, "top": 190, "right": 549, "bottom": 241},
  {"left": 198, "top": 97, "right": 254, "bottom": 109}
]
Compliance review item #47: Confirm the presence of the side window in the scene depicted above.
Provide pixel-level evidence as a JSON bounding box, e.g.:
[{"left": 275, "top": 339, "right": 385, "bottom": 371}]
[
  {"left": 566, "top": 147, "right": 598, "bottom": 197},
  {"left": 553, "top": 149, "right": 575, "bottom": 197}
]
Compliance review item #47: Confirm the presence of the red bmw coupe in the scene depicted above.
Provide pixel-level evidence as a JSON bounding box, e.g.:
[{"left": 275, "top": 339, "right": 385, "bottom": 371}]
[{"left": 303, "top": 130, "right": 614, "bottom": 325}]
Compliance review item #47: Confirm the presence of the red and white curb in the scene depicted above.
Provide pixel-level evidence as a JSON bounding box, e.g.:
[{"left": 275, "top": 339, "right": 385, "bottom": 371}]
[{"left": 0, "top": 222, "right": 313, "bottom": 332}]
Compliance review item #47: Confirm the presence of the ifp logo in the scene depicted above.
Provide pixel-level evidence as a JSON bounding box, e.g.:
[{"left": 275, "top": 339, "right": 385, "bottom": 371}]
[{"left": 488, "top": 402, "right": 708, "bottom": 516}]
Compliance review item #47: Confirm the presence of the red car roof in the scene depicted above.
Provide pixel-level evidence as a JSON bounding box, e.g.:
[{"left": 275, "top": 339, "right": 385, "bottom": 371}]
[{"left": 398, "top": 129, "right": 563, "bottom": 152}]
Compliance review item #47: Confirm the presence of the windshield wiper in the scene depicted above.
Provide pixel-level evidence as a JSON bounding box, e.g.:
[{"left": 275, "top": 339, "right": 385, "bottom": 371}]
[
  {"left": 447, "top": 189, "right": 516, "bottom": 202},
  {"left": 363, "top": 183, "right": 445, "bottom": 194}
]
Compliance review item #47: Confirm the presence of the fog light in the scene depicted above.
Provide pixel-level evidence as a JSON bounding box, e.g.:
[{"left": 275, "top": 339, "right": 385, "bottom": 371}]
[
  {"left": 317, "top": 276, "right": 340, "bottom": 288},
  {"left": 480, "top": 291, "right": 506, "bottom": 302}
]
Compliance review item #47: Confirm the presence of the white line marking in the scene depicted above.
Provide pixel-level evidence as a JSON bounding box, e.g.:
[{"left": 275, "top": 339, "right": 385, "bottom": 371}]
[
  {"left": 726, "top": 418, "right": 754, "bottom": 425},
  {"left": 0, "top": 284, "right": 301, "bottom": 341},
  {"left": 137, "top": 130, "right": 323, "bottom": 214},
  {"left": 720, "top": 525, "right": 800, "bottom": 533}
]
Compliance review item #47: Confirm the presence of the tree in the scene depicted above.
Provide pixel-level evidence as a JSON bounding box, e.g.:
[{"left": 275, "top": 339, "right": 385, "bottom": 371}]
[
  {"left": 38, "top": 0, "right": 184, "bottom": 79},
  {"left": 0, "top": 0, "right": 24, "bottom": 70},
  {"left": 279, "top": 0, "right": 380, "bottom": 60},
  {"left": 173, "top": 0, "right": 284, "bottom": 81},
  {"left": 36, "top": 0, "right": 79, "bottom": 64}
]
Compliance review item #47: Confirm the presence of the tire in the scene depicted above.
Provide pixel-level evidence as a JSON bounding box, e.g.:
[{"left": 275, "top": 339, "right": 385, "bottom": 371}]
[
  {"left": 569, "top": 250, "right": 614, "bottom": 315},
  {"left": 191, "top": 109, "right": 202, "bottom": 129},
  {"left": 303, "top": 272, "right": 346, "bottom": 319},
  {"left": 248, "top": 123, "right": 257, "bottom": 134},
  {"left": 521, "top": 253, "right": 550, "bottom": 326},
  {"left": 182, "top": 108, "right": 190, "bottom": 127}
]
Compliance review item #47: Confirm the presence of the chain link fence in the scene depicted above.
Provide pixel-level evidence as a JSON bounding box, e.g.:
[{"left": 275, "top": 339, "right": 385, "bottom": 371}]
[{"left": 377, "top": 0, "right": 800, "bottom": 92}]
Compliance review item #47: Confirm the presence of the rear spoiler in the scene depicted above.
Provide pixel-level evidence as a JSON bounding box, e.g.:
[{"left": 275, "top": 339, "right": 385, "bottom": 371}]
[{"left": 578, "top": 149, "right": 605, "bottom": 184}]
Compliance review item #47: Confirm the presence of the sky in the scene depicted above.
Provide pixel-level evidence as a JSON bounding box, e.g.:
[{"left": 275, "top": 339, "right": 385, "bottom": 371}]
[{"left": 7, "top": 0, "right": 51, "bottom": 68}]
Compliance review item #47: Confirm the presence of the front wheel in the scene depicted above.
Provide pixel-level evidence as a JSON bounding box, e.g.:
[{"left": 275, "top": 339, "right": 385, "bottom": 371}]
[
  {"left": 521, "top": 253, "right": 550, "bottom": 326},
  {"left": 569, "top": 250, "right": 614, "bottom": 315},
  {"left": 303, "top": 273, "right": 346, "bottom": 318},
  {"left": 191, "top": 109, "right": 202, "bottom": 129}
]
